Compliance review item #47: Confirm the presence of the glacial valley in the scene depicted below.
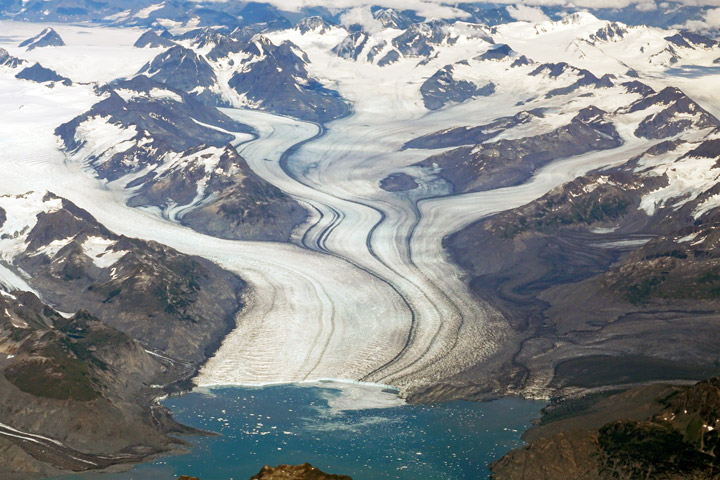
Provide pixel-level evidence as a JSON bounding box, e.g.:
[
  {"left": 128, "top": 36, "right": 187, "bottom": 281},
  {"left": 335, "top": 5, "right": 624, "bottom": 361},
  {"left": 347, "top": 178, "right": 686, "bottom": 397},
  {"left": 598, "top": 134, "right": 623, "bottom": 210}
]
[{"left": 0, "top": 2, "right": 720, "bottom": 478}]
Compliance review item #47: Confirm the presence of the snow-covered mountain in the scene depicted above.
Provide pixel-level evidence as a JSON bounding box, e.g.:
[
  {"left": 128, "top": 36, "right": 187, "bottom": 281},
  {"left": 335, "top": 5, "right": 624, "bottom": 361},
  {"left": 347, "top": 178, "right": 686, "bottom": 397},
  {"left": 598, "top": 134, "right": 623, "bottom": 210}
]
[
  {"left": 135, "top": 27, "right": 351, "bottom": 122},
  {"left": 2, "top": 1, "right": 718, "bottom": 36},
  {"left": 56, "top": 75, "right": 306, "bottom": 241}
]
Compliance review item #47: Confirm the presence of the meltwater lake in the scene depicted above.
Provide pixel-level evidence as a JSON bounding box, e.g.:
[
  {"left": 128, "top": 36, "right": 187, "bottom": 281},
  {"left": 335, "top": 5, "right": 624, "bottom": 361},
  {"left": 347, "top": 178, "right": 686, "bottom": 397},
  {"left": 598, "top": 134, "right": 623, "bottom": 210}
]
[{"left": 56, "top": 382, "right": 544, "bottom": 480}]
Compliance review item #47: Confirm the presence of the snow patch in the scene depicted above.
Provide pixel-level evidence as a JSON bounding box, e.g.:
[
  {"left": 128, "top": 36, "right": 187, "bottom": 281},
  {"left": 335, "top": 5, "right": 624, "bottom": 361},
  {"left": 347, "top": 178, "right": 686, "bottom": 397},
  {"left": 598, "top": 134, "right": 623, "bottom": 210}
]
[
  {"left": 72, "top": 115, "right": 138, "bottom": 163},
  {"left": 639, "top": 155, "right": 720, "bottom": 216},
  {"left": 0, "top": 192, "right": 62, "bottom": 262},
  {"left": 81, "top": 236, "right": 128, "bottom": 268},
  {"left": 115, "top": 87, "right": 182, "bottom": 103},
  {"left": 28, "top": 236, "right": 74, "bottom": 258},
  {"left": 134, "top": 3, "right": 165, "bottom": 20}
]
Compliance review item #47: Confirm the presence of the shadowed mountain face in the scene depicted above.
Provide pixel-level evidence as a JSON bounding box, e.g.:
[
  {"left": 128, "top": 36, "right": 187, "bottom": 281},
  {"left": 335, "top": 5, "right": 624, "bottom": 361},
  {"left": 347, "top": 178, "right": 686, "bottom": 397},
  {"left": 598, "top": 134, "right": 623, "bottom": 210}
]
[
  {"left": 0, "top": 47, "right": 23, "bottom": 68},
  {"left": 134, "top": 30, "right": 176, "bottom": 48},
  {"left": 15, "top": 63, "right": 71, "bottom": 85},
  {"left": 420, "top": 65, "right": 495, "bottom": 110},
  {"left": 56, "top": 75, "right": 247, "bottom": 177},
  {"left": 2, "top": 47, "right": 72, "bottom": 85},
  {"left": 403, "top": 110, "right": 545, "bottom": 150},
  {"left": 137, "top": 45, "right": 221, "bottom": 106}
]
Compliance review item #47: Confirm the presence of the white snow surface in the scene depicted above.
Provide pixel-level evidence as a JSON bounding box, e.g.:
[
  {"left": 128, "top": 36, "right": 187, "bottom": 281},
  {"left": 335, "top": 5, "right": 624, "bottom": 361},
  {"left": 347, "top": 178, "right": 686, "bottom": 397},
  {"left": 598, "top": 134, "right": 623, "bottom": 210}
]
[{"left": 0, "top": 21, "right": 164, "bottom": 83}]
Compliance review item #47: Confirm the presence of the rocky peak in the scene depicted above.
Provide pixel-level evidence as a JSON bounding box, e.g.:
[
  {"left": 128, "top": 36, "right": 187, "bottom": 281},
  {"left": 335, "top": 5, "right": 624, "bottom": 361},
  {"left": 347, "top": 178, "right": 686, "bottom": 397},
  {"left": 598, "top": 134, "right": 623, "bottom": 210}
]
[
  {"left": 627, "top": 86, "right": 720, "bottom": 139},
  {"left": 245, "top": 34, "right": 275, "bottom": 56},
  {"left": 588, "top": 22, "right": 629, "bottom": 44},
  {"left": 373, "top": 8, "right": 414, "bottom": 30},
  {"left": 420, "top": 65, "right": 495, "bottom": 110},
  {"left": 295, "top": 16, "right": 333, "bottom": 34},
  {"left": 530, "top": 61, "right": 572, "bottom": 78},
  {"left": 559, "top": 11, "right": 600, "bottom": 26},
  {"left": 15, "top": 62, "right": 71, "bottom": 85},
  {"left": 573, "top": 105, "right": 609, "bottom": 124},
  {"left": 56, "top": 74, "right": 249, "bottom": 181},
  {"left": 628, "top": 86, "right": 689, "bottom": 112},
  {"left": 476, "top": 43, "right": 514, "bottom": 61},
  {"left": 228, "top": 38, "right": 348, "bottom": 123},
  {"left": 392, "top": 20, "right": 453, "bottom": 57},
  {"left": 134, "top": 30, "right": 175, "bottom": 49},
  {"left": 137, "top": 44, "right": 219, "bottom": 104},
  {"left": 622, "top": 80, "right": 655, "bottom": 96},
  {"left": 229, "top": 24, "right": 266, "bottom": 43},
  {"left": 665, "top": 31, "right": 719, "bottom": 50},
  {"left": 332, "top": 31, "right": 369, "bottom": 60},
  {"left": 660, "top": 378, "right": 720, "bottom": 426},
  {"left": 178, "top": 26, "right": 230, "bottom": 51},
  {"left": 18, "top": 27, "right": 65, "bottom": 50},
  {"left": 0, "top": 47, "right": 23, "bottom": 68}
]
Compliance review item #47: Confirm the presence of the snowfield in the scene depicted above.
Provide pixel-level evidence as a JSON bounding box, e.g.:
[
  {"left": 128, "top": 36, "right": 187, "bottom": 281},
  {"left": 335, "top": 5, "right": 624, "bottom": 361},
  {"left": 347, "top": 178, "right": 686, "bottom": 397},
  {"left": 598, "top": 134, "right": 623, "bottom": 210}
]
[
  {"left": 1, "top": 14, "right": 720, "bottom": 396},
  {"left": 0, "top": 20, "right": 162, "bottom": 83}
]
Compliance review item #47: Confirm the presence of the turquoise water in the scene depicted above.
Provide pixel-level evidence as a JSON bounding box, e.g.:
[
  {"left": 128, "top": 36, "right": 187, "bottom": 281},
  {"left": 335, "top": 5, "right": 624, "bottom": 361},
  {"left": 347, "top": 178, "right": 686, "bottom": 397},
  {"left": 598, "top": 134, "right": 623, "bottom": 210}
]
[{"left": 55, "top": 383, "right": 543, "bottom": 480}]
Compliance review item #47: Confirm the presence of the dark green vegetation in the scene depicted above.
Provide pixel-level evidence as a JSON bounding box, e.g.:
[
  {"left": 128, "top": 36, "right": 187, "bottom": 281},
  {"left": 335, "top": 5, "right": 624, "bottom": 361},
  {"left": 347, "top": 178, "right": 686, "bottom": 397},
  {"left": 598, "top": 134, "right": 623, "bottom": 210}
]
[
  {"left": 598, "top": 420, "right": 718, "bottom": 479},
  {"left": 5, "top": 338, "right": 100, "bottom": 402},
  {"left": 604, "top": 226, "right": 720, "bottom": 304},
  {"left": 497, "top": 189, "right": 630, "bottom": 238},
  {"left": 4, "top": 309, "right": 146, "bottom": 402},
  {"left": 492, "top": 378, "right": 720, "bottom": 479}
]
